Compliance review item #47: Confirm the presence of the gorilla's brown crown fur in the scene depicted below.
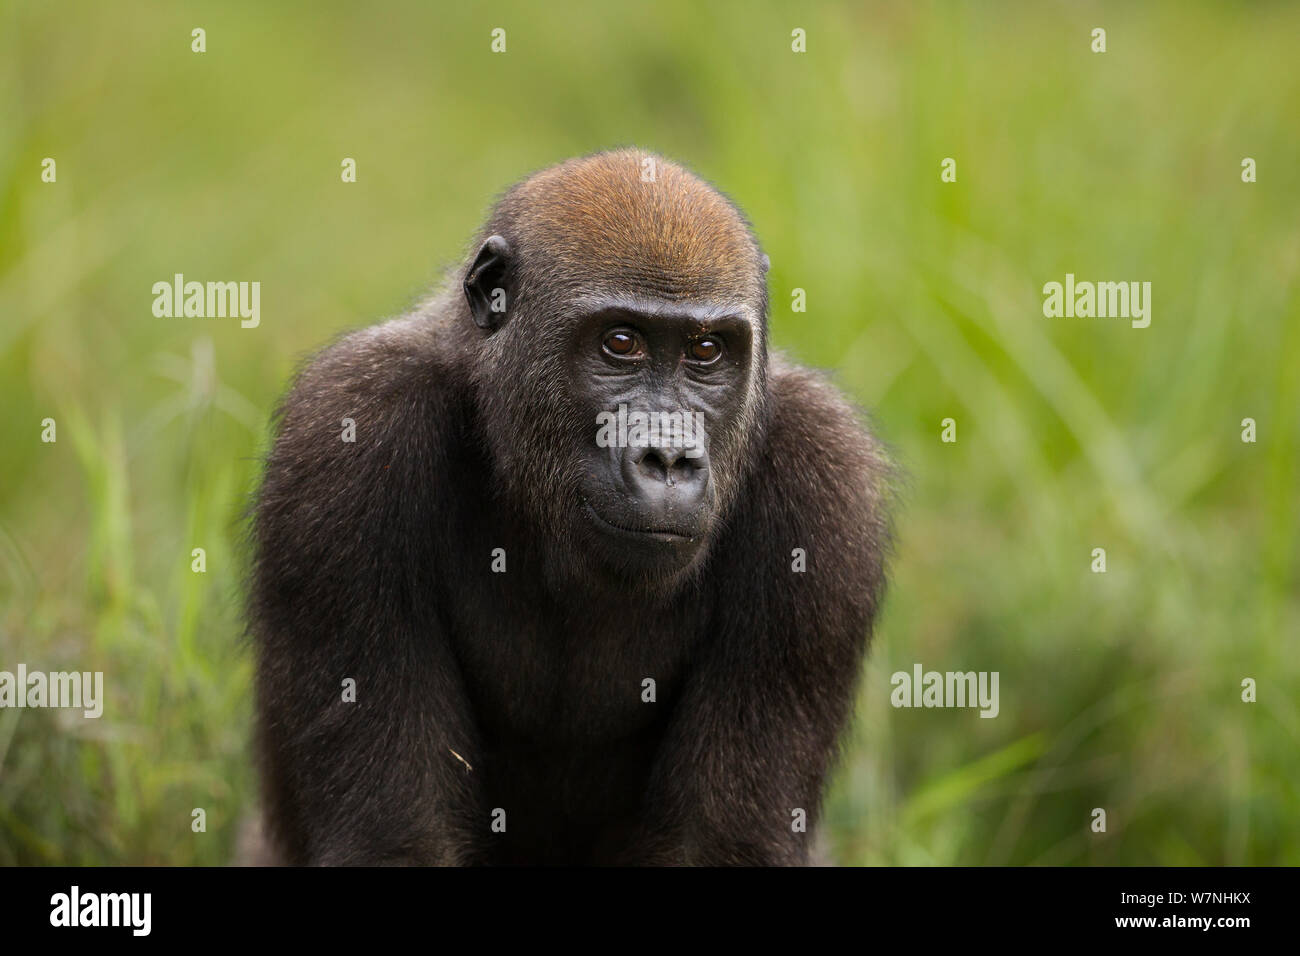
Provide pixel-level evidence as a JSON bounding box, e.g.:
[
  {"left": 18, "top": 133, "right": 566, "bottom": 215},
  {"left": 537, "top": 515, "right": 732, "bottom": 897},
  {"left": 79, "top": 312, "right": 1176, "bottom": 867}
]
[{"left": 485, "top": 149, "right": 765, "bottom": 305}]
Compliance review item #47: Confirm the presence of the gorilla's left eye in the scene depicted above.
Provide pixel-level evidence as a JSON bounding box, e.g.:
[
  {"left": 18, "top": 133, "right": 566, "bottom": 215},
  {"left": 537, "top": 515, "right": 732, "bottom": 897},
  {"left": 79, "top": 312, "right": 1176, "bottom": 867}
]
[
  {"left": 688, "top": 337, "right": 723, "bottom": 364},
  {"left": 603, "top": 330, "right": 640, "bottom": 357}
]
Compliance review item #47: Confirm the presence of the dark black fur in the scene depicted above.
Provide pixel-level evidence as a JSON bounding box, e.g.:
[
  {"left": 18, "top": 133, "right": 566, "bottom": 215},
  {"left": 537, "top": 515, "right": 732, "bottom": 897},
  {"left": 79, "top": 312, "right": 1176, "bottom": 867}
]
[{"left": 249, "top": 150, "right": 893, "bottom": 865}]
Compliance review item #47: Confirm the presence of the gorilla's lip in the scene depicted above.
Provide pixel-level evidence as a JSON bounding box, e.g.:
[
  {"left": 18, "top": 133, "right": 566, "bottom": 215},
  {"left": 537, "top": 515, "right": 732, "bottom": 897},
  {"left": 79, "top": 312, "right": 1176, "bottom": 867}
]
[{"left": 583, "top": 503, "right": 698, "bottom": 543}]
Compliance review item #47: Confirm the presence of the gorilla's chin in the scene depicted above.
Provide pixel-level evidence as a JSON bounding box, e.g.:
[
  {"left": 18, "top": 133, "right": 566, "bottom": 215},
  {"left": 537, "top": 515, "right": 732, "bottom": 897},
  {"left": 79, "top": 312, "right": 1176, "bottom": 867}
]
[{"left": 581, "top": 502, "right": 709, "bottom": 578}]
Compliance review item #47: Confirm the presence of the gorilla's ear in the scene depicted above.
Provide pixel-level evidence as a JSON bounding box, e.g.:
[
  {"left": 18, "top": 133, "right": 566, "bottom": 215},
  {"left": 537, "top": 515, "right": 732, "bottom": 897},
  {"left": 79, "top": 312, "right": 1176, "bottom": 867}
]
[{"left": 464, "top": 235, "right": 512, "bottom": 330}]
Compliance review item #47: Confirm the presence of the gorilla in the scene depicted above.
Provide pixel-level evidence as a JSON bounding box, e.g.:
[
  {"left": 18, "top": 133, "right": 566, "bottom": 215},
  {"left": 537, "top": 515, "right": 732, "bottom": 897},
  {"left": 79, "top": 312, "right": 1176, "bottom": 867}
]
[{"left": 249, "top": 149, "right": 894, "bottom": 865}]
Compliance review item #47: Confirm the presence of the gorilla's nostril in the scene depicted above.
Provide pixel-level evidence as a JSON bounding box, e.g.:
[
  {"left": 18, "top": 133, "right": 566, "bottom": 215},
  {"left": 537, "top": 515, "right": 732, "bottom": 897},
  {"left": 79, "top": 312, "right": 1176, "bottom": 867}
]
[
  {"left": 635, "top": 446, "right": 704, "bottom": 486},
  {"left": 637, "top": 448, "right": 670, "bottom": 483}
]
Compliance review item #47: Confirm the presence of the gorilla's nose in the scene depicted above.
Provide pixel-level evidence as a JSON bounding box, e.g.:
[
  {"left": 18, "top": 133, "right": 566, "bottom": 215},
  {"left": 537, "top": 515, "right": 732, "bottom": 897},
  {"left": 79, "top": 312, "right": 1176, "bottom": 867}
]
[{"left": 621, "top": 443, "right": 711, "bottom": 517}]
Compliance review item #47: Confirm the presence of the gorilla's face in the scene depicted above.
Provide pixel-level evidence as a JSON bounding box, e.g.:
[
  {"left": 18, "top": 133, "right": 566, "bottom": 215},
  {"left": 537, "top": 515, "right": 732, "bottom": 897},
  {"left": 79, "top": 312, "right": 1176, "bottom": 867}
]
[
  {"left": 467, "top": 280, "right": 766, "bottom": 589},
  {"left": 460, "top": 151, "right": 770, "bottom": 590},
  {"left": 564, "top": 298, "right": 758, "bottom": 578}
]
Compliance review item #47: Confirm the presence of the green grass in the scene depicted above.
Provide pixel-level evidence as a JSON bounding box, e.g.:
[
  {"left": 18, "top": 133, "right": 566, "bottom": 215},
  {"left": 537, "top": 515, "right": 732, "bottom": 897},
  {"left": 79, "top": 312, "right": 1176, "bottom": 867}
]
[{"left": 1, "top": 0, "right": 1297, "bottom": 864}]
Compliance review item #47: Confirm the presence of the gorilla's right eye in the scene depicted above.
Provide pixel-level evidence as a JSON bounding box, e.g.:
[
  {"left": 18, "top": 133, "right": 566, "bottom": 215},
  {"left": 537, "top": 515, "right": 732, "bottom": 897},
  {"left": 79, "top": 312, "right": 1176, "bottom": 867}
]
[{"left": 603, "top": 330, "right": 640, "bottom": 357}]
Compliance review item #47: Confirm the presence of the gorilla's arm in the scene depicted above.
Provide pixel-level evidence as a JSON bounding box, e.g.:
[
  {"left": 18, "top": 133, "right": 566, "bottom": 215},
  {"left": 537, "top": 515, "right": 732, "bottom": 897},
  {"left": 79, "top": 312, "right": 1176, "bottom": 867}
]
[
  {"left": 639, "top": 361, "right": 893, "bottom": 865},
  {"left": 250, "top": 321, "right": 484, "bottom": 865}
]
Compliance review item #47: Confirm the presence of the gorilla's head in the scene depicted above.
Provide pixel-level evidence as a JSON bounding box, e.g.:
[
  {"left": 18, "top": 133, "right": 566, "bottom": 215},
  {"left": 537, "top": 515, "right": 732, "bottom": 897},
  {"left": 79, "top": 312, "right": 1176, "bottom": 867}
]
[{"left": 458, "top": 150, "right": 770, "bottom": 590}]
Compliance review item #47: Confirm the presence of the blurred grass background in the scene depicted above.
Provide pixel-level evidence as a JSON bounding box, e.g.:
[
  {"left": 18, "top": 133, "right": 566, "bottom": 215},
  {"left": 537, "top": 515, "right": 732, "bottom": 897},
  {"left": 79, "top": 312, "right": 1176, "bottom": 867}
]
[{"left": 1, "top": 0, "right": 1297, "bottom": 865}]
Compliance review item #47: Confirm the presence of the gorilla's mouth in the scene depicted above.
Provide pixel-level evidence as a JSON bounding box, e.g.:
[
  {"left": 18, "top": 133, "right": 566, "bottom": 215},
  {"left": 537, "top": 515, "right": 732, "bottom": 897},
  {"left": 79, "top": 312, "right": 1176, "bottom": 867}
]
[{"left": 583, "top": 503, "right": 698, "bottom": 543}]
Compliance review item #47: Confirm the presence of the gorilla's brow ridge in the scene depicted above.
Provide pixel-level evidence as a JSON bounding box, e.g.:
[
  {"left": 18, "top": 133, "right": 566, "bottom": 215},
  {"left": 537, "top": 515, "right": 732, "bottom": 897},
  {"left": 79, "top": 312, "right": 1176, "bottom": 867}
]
[{"left": 569, "top": 292, "right": 757, "bottom": 326}]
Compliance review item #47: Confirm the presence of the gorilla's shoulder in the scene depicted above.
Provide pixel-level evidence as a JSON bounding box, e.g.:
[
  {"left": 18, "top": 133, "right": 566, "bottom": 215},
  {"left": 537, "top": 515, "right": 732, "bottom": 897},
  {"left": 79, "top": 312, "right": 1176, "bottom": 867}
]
[
  {"left": 753, "top": 355, "right": 896, "bottom": 576},
  {"left": 765, "top": 355, "right": 894, "bottom": 512},
  {"left": 283, "top": 313, "right": 450, "bottom": 411},
  {"left": 254, "top": 314, "right": 468, "bottom": 590},
  {"left": 259, "top": 312, "right": 470, "bottom": 520},
  {"left": 269, "top": 312, "right": 469, "bottom": 449}
]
